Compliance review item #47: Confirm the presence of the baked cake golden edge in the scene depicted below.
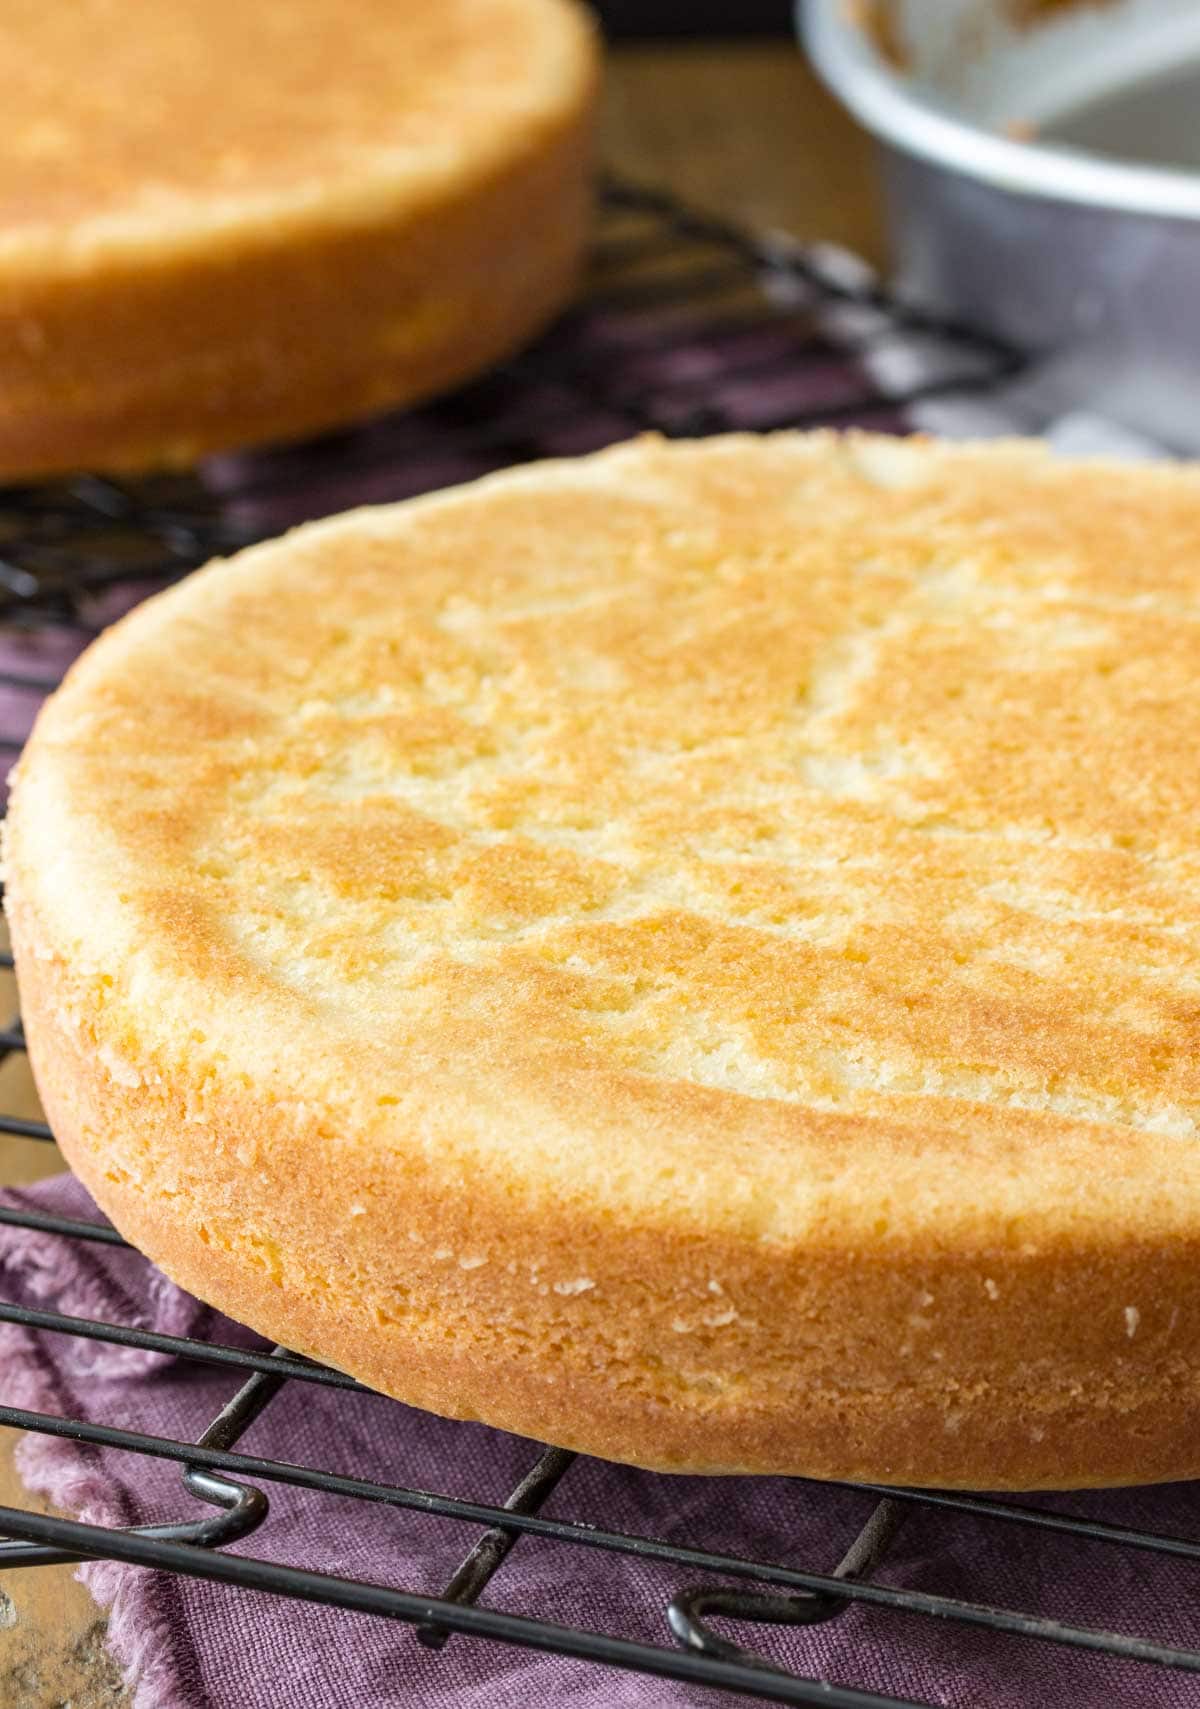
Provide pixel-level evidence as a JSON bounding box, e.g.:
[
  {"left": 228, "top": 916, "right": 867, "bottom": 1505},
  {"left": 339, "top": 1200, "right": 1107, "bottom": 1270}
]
[{"left": 10, "top": 431, "right": 1200, "bottom": 1489}]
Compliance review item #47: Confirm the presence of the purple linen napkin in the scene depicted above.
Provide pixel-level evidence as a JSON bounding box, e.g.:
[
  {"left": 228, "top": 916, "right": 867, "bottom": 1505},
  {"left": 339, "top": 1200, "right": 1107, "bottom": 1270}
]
[{"left": 4, "top": 1172, "right": 1200, "bottom": 1709}]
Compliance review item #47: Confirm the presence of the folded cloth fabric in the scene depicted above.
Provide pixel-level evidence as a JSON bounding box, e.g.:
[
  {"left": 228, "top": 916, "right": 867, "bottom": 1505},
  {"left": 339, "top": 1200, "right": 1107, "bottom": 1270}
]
[{"left": 4, "top": 1172, "right": 1200, "bottom": 1709}]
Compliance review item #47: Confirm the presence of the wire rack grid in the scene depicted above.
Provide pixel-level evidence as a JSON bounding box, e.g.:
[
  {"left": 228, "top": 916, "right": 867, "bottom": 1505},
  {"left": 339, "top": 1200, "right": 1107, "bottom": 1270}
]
[{"left": 1, "top": 181, "right": 1193, "bottom": 1709}]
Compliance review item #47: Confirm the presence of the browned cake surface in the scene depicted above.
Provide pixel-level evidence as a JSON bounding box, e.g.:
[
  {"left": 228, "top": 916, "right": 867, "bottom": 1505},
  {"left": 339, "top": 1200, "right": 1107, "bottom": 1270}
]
[
  {"left": 1, "top": 0, "right": 584, "bottom": 232},
  {"left": 0, "top": 0, "right": 597, "bottom": 476},
  {"left": 11, "top": 431, "right": 1200, "bottom": 1488}
]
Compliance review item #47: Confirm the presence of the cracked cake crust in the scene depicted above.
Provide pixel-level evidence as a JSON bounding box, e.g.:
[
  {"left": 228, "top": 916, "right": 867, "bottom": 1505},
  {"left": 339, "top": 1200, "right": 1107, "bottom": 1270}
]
[{"left": 10, "top": 431, "right": 1200, "bottom": 1486}]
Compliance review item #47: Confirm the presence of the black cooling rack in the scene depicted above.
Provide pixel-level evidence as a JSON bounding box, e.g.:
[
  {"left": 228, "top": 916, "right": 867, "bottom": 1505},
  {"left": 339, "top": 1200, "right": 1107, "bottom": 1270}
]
[{"left": 4, "top": 181, "right": 1191, "bottom": 1708}]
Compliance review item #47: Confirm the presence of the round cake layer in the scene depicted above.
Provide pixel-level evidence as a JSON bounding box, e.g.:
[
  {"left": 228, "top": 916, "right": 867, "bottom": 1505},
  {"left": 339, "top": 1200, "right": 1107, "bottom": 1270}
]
[
  {"left": 11, "top": 431, "right": 1200, "bottom": 1488},
  {"left": 0, "top": 0, "right": 597, "bottom": 477}
]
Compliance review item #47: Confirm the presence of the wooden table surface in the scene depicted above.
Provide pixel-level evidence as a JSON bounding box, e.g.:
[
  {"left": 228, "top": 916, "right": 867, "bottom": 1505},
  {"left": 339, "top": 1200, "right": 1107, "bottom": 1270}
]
[{"left": 0, "top": 41, "right": 880, "bottom": 1708}]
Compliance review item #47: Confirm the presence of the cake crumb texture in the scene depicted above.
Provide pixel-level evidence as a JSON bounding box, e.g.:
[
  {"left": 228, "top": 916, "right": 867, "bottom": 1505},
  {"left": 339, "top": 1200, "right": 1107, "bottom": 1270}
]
[
  {"left": 11, "top": 431, "right": 1200, "bottom": 1488},
  {"left": 0, "top": 0, "right": 598, "bottom": 475}
]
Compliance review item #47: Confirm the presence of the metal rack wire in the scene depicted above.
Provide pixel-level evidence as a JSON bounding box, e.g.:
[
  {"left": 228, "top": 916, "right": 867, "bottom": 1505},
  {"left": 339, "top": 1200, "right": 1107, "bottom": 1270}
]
[{"left": 3, "top": 181, "right": 1194, "bottom": 1707}]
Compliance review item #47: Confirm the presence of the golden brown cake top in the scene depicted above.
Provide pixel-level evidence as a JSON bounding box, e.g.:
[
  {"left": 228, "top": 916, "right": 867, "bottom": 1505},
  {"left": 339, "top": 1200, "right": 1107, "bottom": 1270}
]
[
  {"left": 13, "top": 432, "right": 1200, "bottom": 1254},
  {"left": 0, "top": 0, "right": 595, "bottom": 253}
]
